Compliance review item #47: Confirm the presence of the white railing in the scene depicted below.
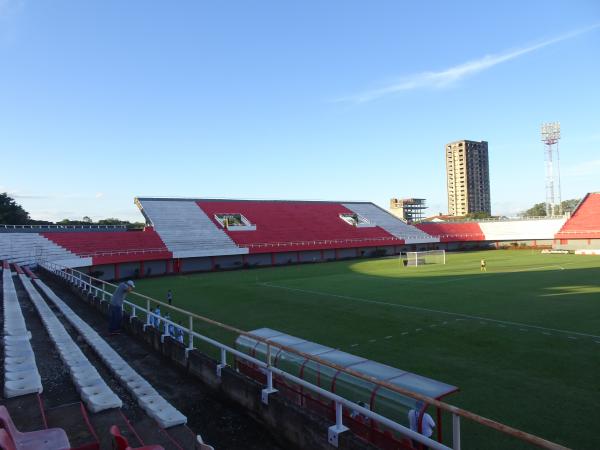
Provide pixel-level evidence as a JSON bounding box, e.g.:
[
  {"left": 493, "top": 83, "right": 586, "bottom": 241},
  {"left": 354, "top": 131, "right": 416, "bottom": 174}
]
[
  {"left": 555, "top": 230, "right": 600, "bottom": 236},
  {"left": 78, "top": 248, "right": 170, "bottom": 257},
  {"left": 41, "top": 261, "right": 569, "bottom": 450},
  {"left": 423, "top": 216, "right": 566, "bottom": 223},
  {"left": 243, "top": 236, "right": 406, "bottom": 249},
  {"left": 0, "top": 224, "right": 127, "bottom": 231}
]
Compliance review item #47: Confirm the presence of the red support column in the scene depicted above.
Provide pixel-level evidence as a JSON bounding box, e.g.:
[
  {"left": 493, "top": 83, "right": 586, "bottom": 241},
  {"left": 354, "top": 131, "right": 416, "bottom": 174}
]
[
  {"left": 320, "top": 249, "right": 324, "bottom": 261},
  {"left": 211, "top": 256, "right": 216, "bottom": 271},
  {"left": 139, "top": 261, "right": 145, "bottom": 278},
  {"left": 296, "top": 252, "right": 300, "bottom": 263},
  {"left": 334, "top": 248, "right": 339, "bottom": 260},
  {"left": 114, "top": 264, "right": 120, "bottom": 280},
  {"left": 271, "top": 253, "right": 276, "bottom": 266},
  {"left": 355, "top": 248, "right": 359, "bottom": 257}
]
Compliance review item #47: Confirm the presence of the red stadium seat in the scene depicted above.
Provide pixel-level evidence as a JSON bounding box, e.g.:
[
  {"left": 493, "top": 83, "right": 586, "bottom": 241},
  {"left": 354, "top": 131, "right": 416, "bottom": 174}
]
[
  {"left": 42, "top": 230, "right": 172, "bottom": 264},
  {"left": 414, "top": 222, "right": 485, "bottom": 242},
  {"left": 0, "top": 406, "right": 71, "bottom": 450},
  {"left": 555, "top": 193, "right": 600, "bottom": 240},
  {"left": 109, "top": 425, "right": 164, "bottom": 450},
  {"left": 197, "top": 201, "right": 401, "bottom": 252}
]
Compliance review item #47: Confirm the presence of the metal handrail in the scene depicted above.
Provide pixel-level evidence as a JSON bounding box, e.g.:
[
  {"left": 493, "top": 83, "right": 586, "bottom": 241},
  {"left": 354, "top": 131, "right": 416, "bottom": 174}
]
[
  {"left": 78, "top": 247, "right": 169, "bottom": 257},
  {"left": 423, "top": 216, "right": 566, "bottom": 223},
  {"left": 244, "top": 236, "right": 406, "bottom": 248},
  {"left": 43, "top": 262, "right": 449, "bottom": 450},
  {"left": 0, "top": 224, "right": 127, "bottom": 230},
  {"left": 41, "top": 261, "right": 570, "bottom": 450},
  {"left": 555, "top": 230, "right": 600, "bottom": 235}
]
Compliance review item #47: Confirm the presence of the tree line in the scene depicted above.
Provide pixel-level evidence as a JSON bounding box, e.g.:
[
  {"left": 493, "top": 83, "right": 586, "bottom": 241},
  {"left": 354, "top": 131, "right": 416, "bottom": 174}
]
[
  {"left": 0, "top": 193, "right": 145, "bottom": 229},
  {"left": 519, "top": 198, "right": 580, "bottom": 217}
]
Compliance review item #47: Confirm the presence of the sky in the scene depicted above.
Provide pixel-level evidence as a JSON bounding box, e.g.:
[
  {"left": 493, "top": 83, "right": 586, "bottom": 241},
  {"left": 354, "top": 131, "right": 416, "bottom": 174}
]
[{"left": 1, "top": 0, "right": 599, "bottom": 222}]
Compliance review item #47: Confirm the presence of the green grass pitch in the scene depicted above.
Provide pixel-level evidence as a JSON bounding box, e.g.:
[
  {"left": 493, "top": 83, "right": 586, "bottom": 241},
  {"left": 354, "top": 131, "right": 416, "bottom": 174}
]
[{"left": 130, "top": 250, "right": 600, "bottom": 450}]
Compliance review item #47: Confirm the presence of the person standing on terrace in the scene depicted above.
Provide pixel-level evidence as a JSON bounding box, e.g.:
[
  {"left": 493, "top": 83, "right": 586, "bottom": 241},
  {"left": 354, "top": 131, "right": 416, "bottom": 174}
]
[{"left": 109, "top": 280, "right": 135, "bottom": 335}]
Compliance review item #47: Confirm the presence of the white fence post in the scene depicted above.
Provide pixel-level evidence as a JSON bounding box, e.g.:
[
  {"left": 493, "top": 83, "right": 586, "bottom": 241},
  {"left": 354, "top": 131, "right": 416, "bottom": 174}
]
[
  {"left": 217, "top": 347, "right": 227, "bottom": 377},
  {"left": 187, "top": 316, "right": 194, "bottom": 352},
  {"left": 453, "top": 413, "right": 461, "bottom": 450},
  {"left": 327, "top": 401, "right": 349, "bottom": 447},
  {"left": 261, "top": 343, "right": 278, "bottom": 404}
]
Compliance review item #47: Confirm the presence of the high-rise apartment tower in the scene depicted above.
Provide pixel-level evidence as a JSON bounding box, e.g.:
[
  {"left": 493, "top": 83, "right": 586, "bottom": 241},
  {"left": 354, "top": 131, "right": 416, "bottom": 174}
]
[{"left": 446, "top": 140, "right": 491, "bottom": 216}]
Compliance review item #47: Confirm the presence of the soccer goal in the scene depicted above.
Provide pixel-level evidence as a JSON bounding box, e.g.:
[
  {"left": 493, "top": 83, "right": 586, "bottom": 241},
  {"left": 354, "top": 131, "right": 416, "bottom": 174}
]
[{"left": 405, "top": 250, "right": 446, "bottom": 266}]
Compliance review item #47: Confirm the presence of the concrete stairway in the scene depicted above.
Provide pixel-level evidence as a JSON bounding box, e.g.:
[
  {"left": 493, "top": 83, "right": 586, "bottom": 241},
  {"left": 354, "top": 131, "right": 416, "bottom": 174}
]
[
  {"left": 34, "top": 277, "right": 187, "bottom": 428},
  {"left": 18, "top": 268, "right": 122, "bottom": 412},
  {"left": 0, "top": 233, "right": 87, "bottom": 267},
  {"left": 137, "top": 199, "right": 247, "bottom": 257},
  {"left": 343, "top": 203, "right": 439, "bottom": 244},
  {"left": 3, "top": 263, "right": 43, "bottom": 398}
]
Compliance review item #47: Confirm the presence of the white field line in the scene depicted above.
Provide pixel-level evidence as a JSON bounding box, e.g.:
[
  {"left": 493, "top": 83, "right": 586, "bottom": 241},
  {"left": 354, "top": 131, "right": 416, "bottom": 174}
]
[
  {"left": 278, "top": 263, "right": 574, "bottom": 288},
  {"left": 260, "top": 282, "right": 600, "bottom": 340}
]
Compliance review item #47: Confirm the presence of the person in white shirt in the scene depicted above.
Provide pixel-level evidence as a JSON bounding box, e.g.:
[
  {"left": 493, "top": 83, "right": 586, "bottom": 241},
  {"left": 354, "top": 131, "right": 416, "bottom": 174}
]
[{"left": 408, "top": 401, "right": 435, "bottom": 450}]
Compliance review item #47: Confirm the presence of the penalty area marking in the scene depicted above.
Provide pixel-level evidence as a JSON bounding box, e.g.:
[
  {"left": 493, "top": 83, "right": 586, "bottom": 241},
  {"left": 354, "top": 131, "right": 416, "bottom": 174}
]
[{"left": 260, "top": 282, "right": 600, "bottom": 341}]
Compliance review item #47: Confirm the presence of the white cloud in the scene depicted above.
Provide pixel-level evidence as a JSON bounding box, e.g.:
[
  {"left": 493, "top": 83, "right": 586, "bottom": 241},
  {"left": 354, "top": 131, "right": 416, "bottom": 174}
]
[
  {"left": 95, "top": 192, "right": 104, "bottom": 199},
  {"left": 340, "top": 23, "right": 600, "bottom": 103}
]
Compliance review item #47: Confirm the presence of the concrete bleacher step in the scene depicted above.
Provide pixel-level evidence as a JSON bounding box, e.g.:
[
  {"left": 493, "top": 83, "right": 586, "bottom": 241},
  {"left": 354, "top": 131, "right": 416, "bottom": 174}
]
[
  {"left": 3, "top": 265, "right": 43, "bottom": 398},
  {"left": 0, "top": 233, "right": 82, "bottom": 266},
  {"left": 44, "top": 402, "right": 100, "bottom": 449},
  {"left": 343, "top": 203, "right": 439, "bottom": 244},
  {"left": 131, "top": 415, "right": 195, "bottom": 450},
  {"left": 17, "top": 271, "right": 122, "bottom": 413},
  {"left": 33, "top": 277, "right": 187, "bottom": 429},
  {"left": 1, "top": 395, "right": 46, "bottom": 433},
  {"left": 87, "top": 409, "right": 145, "bottom": 449},
  {"left": 85, "top": 392, "right": 197, "bottom": 450},
  {"left": 138, "top": 198, "right": 247, "bottom": 257}
]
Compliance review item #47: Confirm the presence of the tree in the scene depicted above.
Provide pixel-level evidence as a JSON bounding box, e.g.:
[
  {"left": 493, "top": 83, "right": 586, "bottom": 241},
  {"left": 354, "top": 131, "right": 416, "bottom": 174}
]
[
  {"left": 465, "top": 211, "right": 492, "bottom": 220},
  {"left": 97, "top": 217, "right": 128, "bottom": 225},
  {"left": 0, "top": 193, "right": 30, "bottom": 225},
  {"left": 27, "top": 219, "right": 54, "bottom": 225},
  {"left": 82, "top": 216, "right": 93, "bottom": 223},
  {"left": 520, "top": 199, "right": 581, "bottom": 217},
  {"left": 561, "top": 198, "right": 581, "bottom": 213},
  {"left": 520, "top": 202, "right": 546, "bottom": 217},
  {"left": 97, "top": 218, "right": 145, "bottom": 229}
]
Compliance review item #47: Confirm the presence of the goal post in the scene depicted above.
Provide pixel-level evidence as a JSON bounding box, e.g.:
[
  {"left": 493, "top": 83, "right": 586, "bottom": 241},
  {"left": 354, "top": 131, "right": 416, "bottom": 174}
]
[{"left": 404, "top": 250, "right": 446, "bottom": 266}]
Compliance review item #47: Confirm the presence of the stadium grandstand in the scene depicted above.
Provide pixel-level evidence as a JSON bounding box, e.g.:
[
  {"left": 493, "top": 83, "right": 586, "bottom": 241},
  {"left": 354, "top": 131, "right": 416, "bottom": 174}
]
[
  {"left": 1, "top": 194, "right": 599, "bottom": 449},
  {"left": 1, "top": 195, "right": 599, "bottom": 279},
  {"left": 553, "top": 192, "right": 600, "bottom": 252}
]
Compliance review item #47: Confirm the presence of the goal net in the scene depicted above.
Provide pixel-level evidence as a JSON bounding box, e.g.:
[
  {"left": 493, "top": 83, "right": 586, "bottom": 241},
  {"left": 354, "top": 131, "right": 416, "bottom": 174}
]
[{"left": 405, "top": 250, "right": 446, "bottom": 266}]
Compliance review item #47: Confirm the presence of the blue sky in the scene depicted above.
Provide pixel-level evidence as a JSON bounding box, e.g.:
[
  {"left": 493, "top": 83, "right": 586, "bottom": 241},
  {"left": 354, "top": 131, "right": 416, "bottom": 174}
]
[{"left": 1, "top": 0, "right": 599, "bottom": 222}]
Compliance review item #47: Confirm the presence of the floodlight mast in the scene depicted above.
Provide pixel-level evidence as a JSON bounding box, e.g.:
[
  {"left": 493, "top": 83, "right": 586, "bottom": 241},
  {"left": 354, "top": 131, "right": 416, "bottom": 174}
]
[{"left": 541, "top": 122, "right": 562, "bottom": 216}]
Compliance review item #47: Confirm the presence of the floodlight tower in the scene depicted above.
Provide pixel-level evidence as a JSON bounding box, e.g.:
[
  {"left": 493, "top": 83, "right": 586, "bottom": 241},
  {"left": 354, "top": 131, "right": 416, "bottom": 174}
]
[{"left": 541, "top": 122, "right": 562, "bottom": 216}]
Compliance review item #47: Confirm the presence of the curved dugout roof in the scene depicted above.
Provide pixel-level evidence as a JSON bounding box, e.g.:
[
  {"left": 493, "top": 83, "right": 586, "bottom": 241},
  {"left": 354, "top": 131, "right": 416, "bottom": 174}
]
[{"left": 237, "top": 327, "right": 458, "bottom": 402}]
